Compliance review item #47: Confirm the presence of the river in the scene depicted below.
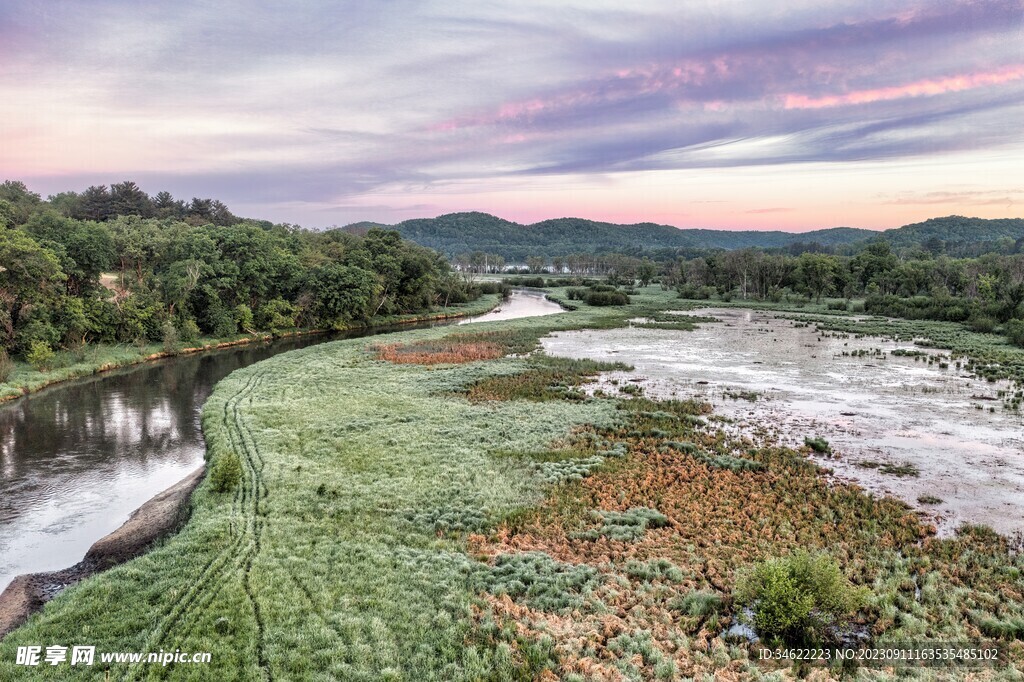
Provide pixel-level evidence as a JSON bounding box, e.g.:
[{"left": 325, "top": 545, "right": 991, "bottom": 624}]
[{"left": 0, "top": 291, "right": 564, "bottom": 592}]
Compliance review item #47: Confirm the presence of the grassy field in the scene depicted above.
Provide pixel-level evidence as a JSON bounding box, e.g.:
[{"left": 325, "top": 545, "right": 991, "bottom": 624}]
[
  {"left": 0, "top": 295, "right": 501, "bottom": 403},
  {"left": 1, "top": 286, "right": 1022, "bottom": 680}
]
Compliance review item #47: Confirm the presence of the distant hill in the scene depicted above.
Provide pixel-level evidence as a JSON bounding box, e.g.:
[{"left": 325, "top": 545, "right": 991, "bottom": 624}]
[
  {"left": 870, "top": 216, "right": 1024, "bottom": 251},
  {"left": 344, "top": 213, "right": 1024, "bottom": 260}
]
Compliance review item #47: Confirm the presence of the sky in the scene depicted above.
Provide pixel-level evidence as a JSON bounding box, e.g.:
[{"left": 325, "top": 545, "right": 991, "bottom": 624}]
[{"left": 1, "top": 0, "right": 1023, "bottom": 232}]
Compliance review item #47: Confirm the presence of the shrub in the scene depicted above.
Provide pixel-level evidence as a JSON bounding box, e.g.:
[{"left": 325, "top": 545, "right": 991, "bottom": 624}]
[
  {"left": 565, "top": 287, "right": 587, "bottom": 301},
  {"left": 676, "top": 284, "right": 713, "bottom": 300},
  {"left": 234, "top": 304, "right": 255, "bottom": 333},
  {"left": 25, "top": 340, "right": 55, "bottom": 371},
  {"left": 0, "top": 348, "right": 13, "bottom": 382},
  {"left": 584, "top": 290, "right": 630, "bottom": 306},
  {"left": 180, "top": 318, "right": 201, "bottom": 343},
  {"left": 804, "top": 436, "right": 831, "bottom": 454},
  {"left": 734, "top": 551, "right": 868, "bottom": 646},
  {"left": 209, "top": 451, "right": 243, "bottom": 493},
  {"left": 162, "top": 320, "right": 180, "bottom": 354},
  {"left": 1006, "top": 319, "right": 1024, "bottom": 348},
  {"left": 967, "top": 313, "right": 997, "bottom": 333}
]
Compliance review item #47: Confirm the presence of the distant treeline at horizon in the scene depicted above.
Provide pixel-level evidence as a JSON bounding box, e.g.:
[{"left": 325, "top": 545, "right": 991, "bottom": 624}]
[{"left": 348, "top": 211, "right": 1024, "bottom": 261}]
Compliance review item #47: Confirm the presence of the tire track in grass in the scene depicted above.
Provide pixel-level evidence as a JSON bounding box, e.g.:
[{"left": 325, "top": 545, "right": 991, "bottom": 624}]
[
  {"left": 121, "top": 371, "right": 264, "bottom": 681},
  {"left": 232, "top": 377, "right": 272, "bottom": 680}
]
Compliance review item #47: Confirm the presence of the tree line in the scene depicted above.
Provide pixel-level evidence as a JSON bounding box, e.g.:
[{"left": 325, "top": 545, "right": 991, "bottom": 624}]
[
  {"left": 0, "top": 180, "right": 484, "bottom": 368},
  {"left": 666, "top": 244, "right": 1024, "bottom": 344}
]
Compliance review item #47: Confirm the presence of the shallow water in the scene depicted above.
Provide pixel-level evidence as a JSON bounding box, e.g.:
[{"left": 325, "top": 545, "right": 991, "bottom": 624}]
[
  {"left": 0, "top": 291, "right": 551, "bottom": 592},
  {"left": 459, "top": 289, "right": 564, "bottom": 324},
  {"left": 542, "top": 308, "right": 1024, "bottom": 537}
]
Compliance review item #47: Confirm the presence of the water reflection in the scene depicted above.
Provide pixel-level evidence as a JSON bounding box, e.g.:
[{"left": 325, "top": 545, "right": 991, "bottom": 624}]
[
  {"left": 0, "top": 336, "right": 341, "bottom": 590},
  {"left": 459, "top": 289, "right": 564, "bottom": 324}
]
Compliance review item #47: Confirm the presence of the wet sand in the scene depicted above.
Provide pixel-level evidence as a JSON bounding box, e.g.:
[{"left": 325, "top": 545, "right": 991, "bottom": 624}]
[{"left": 543, "top": 308, "right": 1024, "bottom": 537}]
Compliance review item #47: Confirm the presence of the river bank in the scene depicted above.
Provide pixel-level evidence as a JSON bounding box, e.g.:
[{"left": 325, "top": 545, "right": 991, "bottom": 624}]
[
  {"left": 0, "top": 468, "right": 205, "bottom": 638},
  {"left": 0, "top": 295, "right": 501, "bottom": 404},
  {"left": 0, "top": 292, "right": 515, "bottom": 644}
]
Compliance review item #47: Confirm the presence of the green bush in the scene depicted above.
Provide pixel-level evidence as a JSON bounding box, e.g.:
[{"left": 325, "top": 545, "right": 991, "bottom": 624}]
[
  {"left": 25, "top": 340, "right": 55, "bottom": 371},
  {"left": 209, "top": 451, "right": 243, "bottom": 493},
  {"left": 1006, "top": 319, "right": 1024, "bottom": 348},
  {"left": 0, "top": 348, "right": 13, "bottom": 382},
  {"left": 234, "top": 304, "right": 255, "bottom": 333},
  {"left": 967, "top": 313, "right": 997, "bottom": 333},
  {"left": 734, "top": 551, "right": 868, "bottom": 646},
  {"left": 162, "top": 320, "right": 180, "bottom": 354},
  {"left": 804, "top": 436, "right": 831, "bottom": 454},
  {"left": 180, "top": 318, "right": 201, "bottom": 343},
  {"left": 584, "top": 290, "right": 630, "bottom": 306}
]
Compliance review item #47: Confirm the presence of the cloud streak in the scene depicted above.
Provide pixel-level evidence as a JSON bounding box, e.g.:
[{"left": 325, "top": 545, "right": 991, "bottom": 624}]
[{"left": 1, "top": 0, "right": 1022, "bottom": 228}]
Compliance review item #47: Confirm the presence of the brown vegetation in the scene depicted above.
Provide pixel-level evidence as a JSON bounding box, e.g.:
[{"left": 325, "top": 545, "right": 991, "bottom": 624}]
[{"left": 375, "top": 339, "right": 506, "bottom": 364}]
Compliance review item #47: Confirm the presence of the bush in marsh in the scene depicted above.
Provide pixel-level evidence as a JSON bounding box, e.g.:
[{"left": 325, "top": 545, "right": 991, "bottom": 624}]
[{"left": 733, "top": 551, "right": 868, "bottom": 646}]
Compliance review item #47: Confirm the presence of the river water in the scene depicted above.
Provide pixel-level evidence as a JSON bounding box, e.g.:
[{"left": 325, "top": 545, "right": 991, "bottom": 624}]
[
  {"left": 0, "top": 291, "right": 564, "bottom": 592},
  {"left": 458, "top": 288, "right": 563, "bottom": 324}
]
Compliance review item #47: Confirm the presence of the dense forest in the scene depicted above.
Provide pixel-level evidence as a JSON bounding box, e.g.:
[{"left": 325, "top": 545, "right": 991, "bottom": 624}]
[
  {"left": 361, "top": 211, "right": 1024, "bottom": 261},
  {"left": 0, "top": 180, "right": 485, "bottom": 367}
]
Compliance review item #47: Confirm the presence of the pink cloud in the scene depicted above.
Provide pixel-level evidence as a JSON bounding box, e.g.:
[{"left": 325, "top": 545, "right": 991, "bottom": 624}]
[{"left": 783, "top": 65, "right": 1024, "bottom": 109}]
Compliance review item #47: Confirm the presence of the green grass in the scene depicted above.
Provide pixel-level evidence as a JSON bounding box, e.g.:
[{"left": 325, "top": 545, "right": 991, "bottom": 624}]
[
  {"left": 0, "top": 288, "right": 675, "bottom": 680},
  {"left": 4, "top": 286, "right": 1022, "bottom": 679}
]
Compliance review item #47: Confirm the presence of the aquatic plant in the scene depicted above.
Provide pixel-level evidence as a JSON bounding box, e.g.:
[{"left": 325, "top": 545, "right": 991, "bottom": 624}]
[{"left": 803, "top": 436, "right": 831, "bottom": 454}]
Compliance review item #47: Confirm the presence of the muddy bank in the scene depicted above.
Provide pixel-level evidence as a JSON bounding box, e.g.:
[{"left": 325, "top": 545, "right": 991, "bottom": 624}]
[
  {"left": 0, "top": 466, "right": 204, "bottom": 639},
  {"left": 543, "top": 308, "right": 1024, "bottom": 537}
]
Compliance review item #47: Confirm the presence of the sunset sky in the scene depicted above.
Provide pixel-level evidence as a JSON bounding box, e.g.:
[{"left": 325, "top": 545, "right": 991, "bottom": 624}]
[{"left": 2, "top": 0, "right": 1023, "bottom": 231}]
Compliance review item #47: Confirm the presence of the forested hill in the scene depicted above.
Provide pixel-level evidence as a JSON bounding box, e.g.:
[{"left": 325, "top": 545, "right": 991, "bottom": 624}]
[{"left": 354, "top": 212, "right": 1024, "bottom": 259}]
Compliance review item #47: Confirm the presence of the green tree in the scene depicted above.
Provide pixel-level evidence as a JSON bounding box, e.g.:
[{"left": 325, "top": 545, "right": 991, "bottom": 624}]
[
  {"left": 637, "top": 259, "right": 656, "bottom": 287},
  {"left": 74, "top": 185, "right": 113, "bottom": 222},
  {"left": 0, "top": 229, "right": 66, "bottom": 350},
  {"left": 110, "top": 180, "right": 153, "bottom": 217},
  {"left": 797, "top": 253, "right": 839, "bottom": 303},
  {"left": 0, "top": 180, "right": 42, "bottom": 225},
  {"left": 307, "top": 264, "right": 378, "bottom": 326},
  {"left": 257, "top": 298, "right": 296, "bottom": 334}
]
